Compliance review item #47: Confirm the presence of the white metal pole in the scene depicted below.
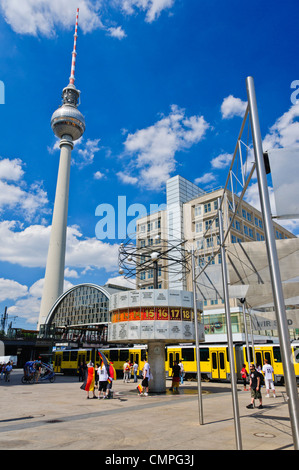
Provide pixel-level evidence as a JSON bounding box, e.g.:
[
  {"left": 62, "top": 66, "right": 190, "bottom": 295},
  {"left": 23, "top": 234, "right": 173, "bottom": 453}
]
[
  {"left": 246, "top": 76, "right": 299, "bottom": 450},
  {"left": 191, "top": 247, "right": 204, "bottom": 425}
]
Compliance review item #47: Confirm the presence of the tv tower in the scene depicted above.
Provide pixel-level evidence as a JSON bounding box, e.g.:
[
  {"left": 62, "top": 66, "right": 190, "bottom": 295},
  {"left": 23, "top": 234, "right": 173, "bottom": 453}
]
[{"left": 38, "top": 8, "right": 85, "bottom": 329}]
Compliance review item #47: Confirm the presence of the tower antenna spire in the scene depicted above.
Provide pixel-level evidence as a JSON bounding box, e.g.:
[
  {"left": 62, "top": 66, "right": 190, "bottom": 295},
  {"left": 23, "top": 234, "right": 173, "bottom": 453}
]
[{"left": 69, "top": 7, "right": 79, "bottom": 86}]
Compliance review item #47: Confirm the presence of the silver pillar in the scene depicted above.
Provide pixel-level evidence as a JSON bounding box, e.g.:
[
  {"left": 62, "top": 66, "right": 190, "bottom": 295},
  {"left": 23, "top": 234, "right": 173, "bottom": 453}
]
[
  {"left": 148, "top": 341, "right": 166, "bottom": 393},
  {"left": 191, "top": 247, "right": 204, "bottom": 425},
  {"left": 241, "top": 299, "right": 251, "bottom": 369},
  {"left": 246, "top": 76, "right": 299, "bottom": 450},
  {"left": 218, "top": 198, "right": 242, "bottom": 450}
]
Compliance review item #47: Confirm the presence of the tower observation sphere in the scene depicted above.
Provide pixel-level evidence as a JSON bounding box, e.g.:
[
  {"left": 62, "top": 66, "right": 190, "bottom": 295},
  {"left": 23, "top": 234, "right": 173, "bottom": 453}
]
[{"left": 51, "top": 83, "right": 85, "bottom": 141}]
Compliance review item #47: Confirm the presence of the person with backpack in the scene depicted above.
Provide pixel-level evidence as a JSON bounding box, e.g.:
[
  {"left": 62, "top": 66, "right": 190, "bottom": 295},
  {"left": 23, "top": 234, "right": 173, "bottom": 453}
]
[{"left": 246, "top": 363, "right": 263, "bottom": 409}]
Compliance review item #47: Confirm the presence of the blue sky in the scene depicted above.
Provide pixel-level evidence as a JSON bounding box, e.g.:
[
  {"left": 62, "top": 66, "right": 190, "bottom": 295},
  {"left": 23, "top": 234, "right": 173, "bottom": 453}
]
[{"left": 0, "top": 0, "right": 299, "bottom": 330}]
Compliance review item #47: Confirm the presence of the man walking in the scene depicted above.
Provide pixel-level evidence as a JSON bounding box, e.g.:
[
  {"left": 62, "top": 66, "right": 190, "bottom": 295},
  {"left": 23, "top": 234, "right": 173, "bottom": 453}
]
[{"left": 246, "top": 363, "right": 263, "bottom": 409}]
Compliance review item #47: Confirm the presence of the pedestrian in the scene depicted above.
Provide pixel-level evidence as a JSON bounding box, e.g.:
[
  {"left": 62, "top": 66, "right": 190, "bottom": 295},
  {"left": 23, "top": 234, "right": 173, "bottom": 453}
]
[
  {"left": 80, "top": 361, "right": 96, "bottom": 399},
  {"left": 106, "top": 361, "right": 116, "bottom": 399},
  {"left": 241, "top": 363, "right": 248, "bottom": 391},
  {"left": 95, "top": 363, "right": 99, "bottom": 388},
  {"left": 133, "top": 361, "right": 138, "bottom": 383},
  {"left": 78, "top": 362, "right": 85, "bottom": 382},
  {"left": 123, "top": 360, "right": 130, "bottom": 383},
  {"left": 171, "top": 361, "right": 181, "bottom": 393},
  {"left": 98, "top": 360, "right": 109, "bottom": 399},
  {"left": 178, "top": 359, "right": 184, "bottom": 384},
  {"left": 4, "top": 362, "right": 12, "bottom": 382},
  {"left": 246, "top": 363, "right": 263, "bottom": 409},
  {"left": 0, "top": 363, "right": 4, "bottom": 380},
  {"left": 141, "top": 359, "right": 151, "bottom": 396},
  {"left": 34, "top": 360, "right": 41, "bottom": 383},
  {"left": 262, "top": 359, "right": 276, "bottom": 398}
]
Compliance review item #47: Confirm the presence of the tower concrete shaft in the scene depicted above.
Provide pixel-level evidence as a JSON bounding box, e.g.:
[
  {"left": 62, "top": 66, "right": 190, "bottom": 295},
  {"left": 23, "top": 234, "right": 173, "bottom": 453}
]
[
  {"left": 38, "top": 8, "right": 85, "bottom": 329},
  {"left": 38, "top": 137, "right": 73, "bottom": 327}
]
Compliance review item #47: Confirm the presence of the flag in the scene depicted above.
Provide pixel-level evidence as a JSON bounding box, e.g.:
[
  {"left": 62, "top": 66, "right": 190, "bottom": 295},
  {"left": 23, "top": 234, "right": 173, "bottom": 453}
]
[
  {"left": 137, "top": 383, "right": 143, "bottom": 394},
  {"left": 98, "top": 350, "right": 117, "bottom": 380}
]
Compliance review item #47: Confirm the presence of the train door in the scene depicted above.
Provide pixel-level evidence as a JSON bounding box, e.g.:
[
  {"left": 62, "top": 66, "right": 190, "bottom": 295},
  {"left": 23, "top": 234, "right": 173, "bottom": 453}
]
[
  {"left": 78, "top": 353, "right": 85, "bottom": 368},
  {"left": 130, "top": 350, "right": 140, "bottom": 377},
  {"left": 168, "top": 349, "right": 180, "bottom": 374},
  {"left": 54, "top": 352, "right": 62, "bottom": 373},
  {"left": 210, "top": 347, "right": 227, "bottom": 379},
  {"left": 255, "top": 348, "right": 272, "bottom": 369}
]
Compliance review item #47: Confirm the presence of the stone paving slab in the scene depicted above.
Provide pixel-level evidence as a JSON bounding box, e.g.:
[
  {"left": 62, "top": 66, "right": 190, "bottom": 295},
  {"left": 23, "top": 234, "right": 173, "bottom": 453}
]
[{"left": 0, "top": 370, "right": 296, "bottom": 452}]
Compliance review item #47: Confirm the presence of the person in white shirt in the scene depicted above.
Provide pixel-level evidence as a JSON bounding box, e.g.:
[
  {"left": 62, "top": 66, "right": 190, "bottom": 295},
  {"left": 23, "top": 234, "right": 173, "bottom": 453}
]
[
  {"left": 141, "top": 360, "right": 150, "bottom": 396},
  {"left": 262, "top": 359, "right": 276, "bottom": 398},
  {"left": 98, "top": 361, "right": 109, "bottom": 399}
]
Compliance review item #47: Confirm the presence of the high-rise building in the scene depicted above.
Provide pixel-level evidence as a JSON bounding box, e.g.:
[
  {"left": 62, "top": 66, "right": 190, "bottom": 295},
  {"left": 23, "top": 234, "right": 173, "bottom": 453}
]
[
  {"left": 38, "top": 9, "right": 85, "bottom": 329},
  {"left": 136, "top": 175, "right": 295, "bottom": 341}
]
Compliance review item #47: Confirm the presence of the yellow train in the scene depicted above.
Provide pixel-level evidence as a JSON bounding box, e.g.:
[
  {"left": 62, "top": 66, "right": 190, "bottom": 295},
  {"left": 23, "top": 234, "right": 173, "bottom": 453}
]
[{"left": 52, "top": 341, "right": 299, "bottom": 384}]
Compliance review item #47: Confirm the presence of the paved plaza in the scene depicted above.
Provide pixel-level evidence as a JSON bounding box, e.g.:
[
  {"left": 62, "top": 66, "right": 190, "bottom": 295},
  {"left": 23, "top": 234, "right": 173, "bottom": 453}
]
[{"left": 0, "top": 370, "right": 296, "bottom": 452}]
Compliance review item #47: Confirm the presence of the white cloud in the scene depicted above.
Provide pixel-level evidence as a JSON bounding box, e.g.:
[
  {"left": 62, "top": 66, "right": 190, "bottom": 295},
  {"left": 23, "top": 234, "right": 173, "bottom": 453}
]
[
  {"left": 221, "top": 95, "right": 247, "bottom": 119},
  {"left": 211, "top": 152, "right": 233, "bottom": 169},
  {"left": 0, "top": 0, "right": 103, "bottom": 36},
  {"left": 0, "top": 158, "right": 24, "bottom": 181},
  {"left": 0, "top": 278, "right": 28, "bottom": 302},
  {"left": 0, "top": 157, "right": 49, "bottom": 222},
  {"left": 194, "top": 172, "right": 216, "bottom": 186},
  {"left": 74, "top": 138, "right": 101, "bottom": 168},
  {"left": 263, "top": 103, "right": 299, "bottom": 150},
  {"left": 119, "top": 0, "right": 175, "bottom": 22},
  {"left": 105, "top": 274, "right": 134, "bottom": 288},
  {"left": 122, "top": 105, "right": 209, "bottom": 190},
  {"left": 64, "top": 267, "right": 79, "bottom": 278},
  {"left": 7, "top": 277, "right": 74, "bottom": 326},
  {"left": 117, "top": 171, "right": 138, "bottom": 185},
  {"left": 107, "top": 26, "right": 127, "bottom": 39},
  {"left": 94, "top": 171, "right": 105, "bottom": 180},
  {"left": 0, "top": 221, "right": 119, "bottom": 271},
  {"left": 0, "top": 0, "right": 174, "bottom": 38}
]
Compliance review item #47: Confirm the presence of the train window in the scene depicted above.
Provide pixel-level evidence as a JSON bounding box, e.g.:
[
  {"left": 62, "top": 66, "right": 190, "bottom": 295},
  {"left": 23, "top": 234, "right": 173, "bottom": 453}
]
[
  {"left": 264, "top": 352, "right": 271, "bottom": 365},
  {"left": 273, "top": 347, "right": 282, "bottom": 363},
  {"left": 141, "top": 349, "right": 147, "bottom": 361},
  {"left": 212, "top": 353, "right": 217, "bottom": 369},
  {"left": 245, "top": 347, "right": 254, "bottom": 363},
  {"left": 63, "top": 351, "right": 70, "bottom": 361},
  {"left": 169, "top": 353, "right": 173, "bottom": 369},
  {"left": 199, "top": 348, "right": 209, "bottom": 362},
  {"left": 110, "top": 350, "right": 119, "bottom": 362},
  {"left": 182, "top": 348, "right": 194, "bottom": 362},
  {"left": 86, "top": 351, "right": 90, "bottom": 362},
  {"left": 219, "top": 352, "right": 225, "bottom": 369},
  {"left": 293, "top": 347, "right": 299, "bottom": 363},
  {"left": 226, "top": 348, "right": 230, "bottom": 363},
  {"left": 255, "top": 352, "right": 262, "bottom": 367},
  {"left": 119, "top": 349, "right": 129, "bottom": 361},
  {"left": 70, "top": 351, "right": 78, "bottom": 361}
]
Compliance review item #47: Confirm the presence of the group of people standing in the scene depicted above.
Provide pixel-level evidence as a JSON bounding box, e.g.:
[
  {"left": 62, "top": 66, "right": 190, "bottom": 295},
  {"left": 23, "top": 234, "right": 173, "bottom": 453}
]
[
  {"left": 122, "top": 360, "right": 139, "bottom": 383},
  {"left": 0, "top": 361, "right": 13, "bottom": 382},
  {"left": 241, "top": 359, "right": 276, "bottom": 409},
  {"left": 79, "top": 359, "right": 116, "bottom": 400}
]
